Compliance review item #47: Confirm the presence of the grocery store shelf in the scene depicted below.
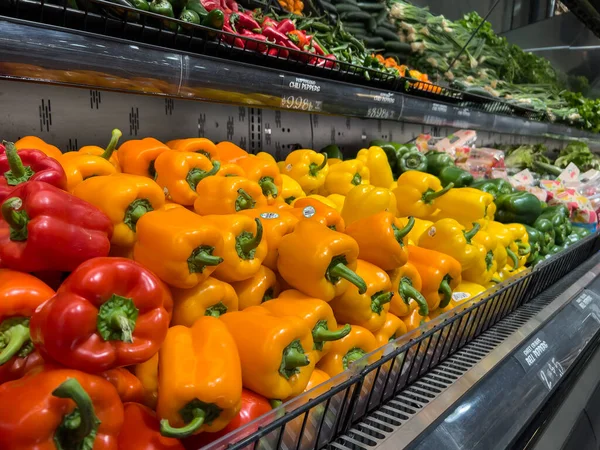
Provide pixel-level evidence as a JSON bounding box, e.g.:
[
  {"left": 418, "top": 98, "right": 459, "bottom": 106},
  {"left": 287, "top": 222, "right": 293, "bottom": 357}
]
[{"left": 1, "top": 18, "right": 599, "bottom": 144}]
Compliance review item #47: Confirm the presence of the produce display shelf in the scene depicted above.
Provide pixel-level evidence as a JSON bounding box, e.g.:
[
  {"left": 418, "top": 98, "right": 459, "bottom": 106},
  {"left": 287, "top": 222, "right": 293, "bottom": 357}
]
[
  {"left": 1, "top": 17, "right": 595, "bottom": 144},
  {"left": 201, "top": 232, "right": 600, "bottom": 450}
]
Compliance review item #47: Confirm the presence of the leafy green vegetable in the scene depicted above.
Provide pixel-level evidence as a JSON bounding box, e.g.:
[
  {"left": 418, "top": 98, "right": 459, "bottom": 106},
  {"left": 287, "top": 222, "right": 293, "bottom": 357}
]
[{"left": 555, "top": 141, "right": 600, "bottom": 170}]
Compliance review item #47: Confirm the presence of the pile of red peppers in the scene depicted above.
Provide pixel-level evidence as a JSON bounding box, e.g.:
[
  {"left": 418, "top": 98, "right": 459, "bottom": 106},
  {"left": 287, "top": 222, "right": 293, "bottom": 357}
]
[{"left": 201, "top": 0, "right": 337, "bottom": 66}]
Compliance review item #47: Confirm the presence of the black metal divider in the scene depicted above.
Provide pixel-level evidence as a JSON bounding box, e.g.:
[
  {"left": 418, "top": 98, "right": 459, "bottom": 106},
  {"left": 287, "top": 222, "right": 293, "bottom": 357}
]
[{"left": 205, "top": 232, "right": 599, "bottom": 450}]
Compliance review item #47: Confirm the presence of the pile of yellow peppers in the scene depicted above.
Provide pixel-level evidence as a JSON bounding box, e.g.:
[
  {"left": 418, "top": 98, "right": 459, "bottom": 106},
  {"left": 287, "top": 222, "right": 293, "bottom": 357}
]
[{"left": 13, "top": 132, "right": 530, "bottom": 444}]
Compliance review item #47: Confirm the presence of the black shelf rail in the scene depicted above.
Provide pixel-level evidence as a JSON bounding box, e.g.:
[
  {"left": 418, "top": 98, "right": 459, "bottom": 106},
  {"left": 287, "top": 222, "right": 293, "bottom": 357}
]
[{"left": 200, "top": 233, "right": 600, "bottom": 450}]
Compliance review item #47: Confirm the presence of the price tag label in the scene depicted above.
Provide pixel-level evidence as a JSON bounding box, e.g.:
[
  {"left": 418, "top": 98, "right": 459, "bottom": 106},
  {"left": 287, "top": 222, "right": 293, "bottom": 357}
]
[
  {"left": 456, "top": 107, "right": 471, "bottom": 117},
  {"left": 279, "top": 95, "right": 321, "bottom": 111},
  {"left": 366, "top": 107, "right": 394, "bottom": 120},
  {"left": 514, "top": 331, "right": 550, "bottom": 371},
  {"left": 432, "top": 103, "right": 448, "bottom": 113},
  {"left": 424, "top": 115, "right": 444, "bottom": 126},
  {"left": 281, "top": 76, "right": 323, "bottom": 112},
  {"left": 538, "top": 357, "right": 565, "bottom": 390}
]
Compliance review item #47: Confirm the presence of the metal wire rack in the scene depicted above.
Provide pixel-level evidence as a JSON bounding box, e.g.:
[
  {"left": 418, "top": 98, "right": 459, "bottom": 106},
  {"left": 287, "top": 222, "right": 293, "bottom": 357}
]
[{"left": 201, "top": 232, "right": 599, "bottom": 450}]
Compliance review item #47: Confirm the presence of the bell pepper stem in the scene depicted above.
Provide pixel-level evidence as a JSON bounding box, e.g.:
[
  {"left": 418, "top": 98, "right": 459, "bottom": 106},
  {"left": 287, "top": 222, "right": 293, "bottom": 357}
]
[
  {"left": 188, "top": 245, "right": 223, "bottom": 273},
  {"left": 187, "top": 161, "right": 221, "bottom": 191},
  {"left": 506, "top": 247, "right": 518, "bottom": 271},
  {"left": 123, "top": 198, "right": 153, "bottom": 232},
  {"left": 1, "top": 197, "right": 29, "bottom": 241},
  {"left": 238, "top": 218, "right": 263, "bottom": 257},
  {"left": 160, "top": 409, "right": 206, "bottom": 439},
  {"left": 517, "top": 242, "right": 531, "bottom": 256},
  {"left": 2, "top": 141, "right": 34, "bottom": 185},
  {"left": 259, "top": 176, "right": 278, "bottom": 198},
  {"left": 342, "top": 347, "right": 366, "bottom": 370},
  {"left": 422, "top": 182, "right": 454, "bottom": 204},
  {"left": 235, "top": 188, "right": 256, "bottom": 211},
  {"left": 313, "top": 323, "right": 351, "bottom": 343},
  {"left": 52, "top": 378, "right": 101, "bottom": 448},
  {"left": 400, "top": 277, "right": 429, "bottom": 317},
  {"left": 99, "top": 129, "right": 122, "bottom": 160},
  {"left": 0, "top": 322, "right": 30, "bottom": 365},
  {"left": 204, "top": 302, "right": 227, "bottom": 317},
  {"left": 393, "top": 216, "right": 415, "bottom": 243},
  {"left": 280, "top": 339, "right": 309, "bottom": 379},
  {"left": 463, "top": 222, "right": 480, "bottom": 242},
  {"left": 351, "top": 173, "right": 362, "bottom": 185},
  {"left": 97, "top": 295, "right": 139, "bottom": 343},
  {"left": 438, "top": 275, "right": 452, "bottom": 308},
  {"left": 309, "top": 153, "right": 328, "bottom": 177},
  {"left": 371, "top": 291, "right": 393, "bottom": 314},
  {"left": 328, "top": 258, "right": 367, "bottom": 294}
]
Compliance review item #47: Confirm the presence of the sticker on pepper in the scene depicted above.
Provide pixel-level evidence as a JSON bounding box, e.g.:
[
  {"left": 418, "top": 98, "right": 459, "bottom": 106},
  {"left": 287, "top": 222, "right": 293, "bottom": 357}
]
[
  {"left": 303, "top": 206, "right": 316, "bottom": 218},
  {"left": 452, "top": 292, "right": 470, "bottom": 301},
  {"left": 428, "top": 226, "right": 436, "bottom": 237},
  {"left": 260, "top": 212, "right": 279, "bottom": 220}
]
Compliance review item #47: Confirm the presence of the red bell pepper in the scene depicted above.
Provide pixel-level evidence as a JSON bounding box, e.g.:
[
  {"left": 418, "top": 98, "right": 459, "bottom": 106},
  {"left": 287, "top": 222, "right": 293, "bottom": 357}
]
[
  {"left": 100, "top": 368, "right": 145, "bottom": 404},
  {"left": 0, "top": 366, "right": 124, "bottom": 450},
  {"left": 0, "top": 181, "right": 112, "bottom": 272},
  {"left": 30, "top": 257, "right": 172, "bottom": 372},
  {"left": 0, "top": 350, "right": 44, "bottom": 385},
  {"left": 0, "top": 268, "right": 55, "bottom": 373},
  {"left": 119, "top": 403, "right": 185, "bottom": 450},
  {"left": 181, "top": 389, "right": 273, "bottom": 449},
  {"left": 0, "top": 141, "right": 67, "bottom": 202}
]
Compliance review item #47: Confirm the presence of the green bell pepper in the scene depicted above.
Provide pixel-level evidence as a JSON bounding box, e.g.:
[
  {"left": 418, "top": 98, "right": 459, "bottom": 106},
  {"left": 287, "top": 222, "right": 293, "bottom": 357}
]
[
  {"left": 494, "top": 192, "right": 543, "bottom": 226},
  {"left": 524, "top": 225, "right": 542, "bottom": 263},
  {"left": 548, "top": 244, "right": 564, "bottom": 255},
  {"left": 179, "top": 8, "right": 200, "bottom": 24},
  {"left": 533, "top": 217, "right": 555, "bottom": 254},
  {"left": 321, "top": 144, "right": 344, "bottom": 161},
  {"left": 202, "top": 8, "right": 224, "bottom": 31},
  {"left": 438, "top": 166, "right": 473, "bottom": 188},
  {"left": 470, "top": 178, "right": 515, "bottom": 200},
  {"left": 425, "top": 151, "right": 454, "bottom": 176},
  {"left": 185, "top": 0, "right": 208, "bottom": 17},
  {"left": 572, "top": 226, "right": 591, "bottom": 238},
  {"left": 565, "top": 233, "right": 581, "bottom": 246},
  {"left": 538, "top": 205, "right": 571, "bottom": 245},
  {"left": 398, "top": 151, "right": 427, "bottom": 173}
]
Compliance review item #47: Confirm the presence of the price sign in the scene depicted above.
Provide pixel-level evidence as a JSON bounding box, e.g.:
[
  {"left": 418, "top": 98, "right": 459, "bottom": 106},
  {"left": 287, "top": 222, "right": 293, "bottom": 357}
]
[
  {"left": 366, "top": 107, "right": 393, "bottom": 120},
  {"left": 279, "top": 95, "right": 321, "bottom": 111},
  {"left": 280, "top": 76, "right": 323, "bottom": 112},
  {"left": 538, "top": 357, "right": 565, "bottom": 390},
  {"left": 514, "top": 331, "right": 550, "bottom": 371}
]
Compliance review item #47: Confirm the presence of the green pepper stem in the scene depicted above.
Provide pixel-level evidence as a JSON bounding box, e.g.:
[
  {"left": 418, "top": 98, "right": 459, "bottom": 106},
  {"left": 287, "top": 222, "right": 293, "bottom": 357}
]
[
  {"left": 343, "top": 347, "right": 366, "bottom": 370},
  {"left": 160, "top": 409, "right": 205, "bottom": 439},
  {"left": 0, "top": 322, "right": 30, "bottom": 365},
  {"left": 422, "top": 182, "right": 454, "bottom": 203},
  {"left": 399, "top": 277, "right": 429, "bottom": 317},
  {"left": 517, "top": 242, "right": 531, "bottom": 256},
  {"left": 187, "top": 161, "right": 221, "bottom": 190},
  {"left": 204, "top": 302, "right": 227, "bottom": 317},
  {"left": 259, "top": 177, "right": 278, "bottom": 199},
  {"left": 438, "top": 276, "right": 452, "bottom": 308},
  {"left": 309, "top": 153, "right": 328, "bottom": 177},
  {"left": 100, "top": 129, "right": 122, "bottom": 160},
  {"left": 506, "top": 247, "right": 519, "bottom": 271},
  {"left": 52, "top": 378, "right": 101, "bottom": 447},
  {"left": 188, "top": 246, "right": 223, "bottom": 273},
  {"left": 328, "top": 261, "right": 367, "bottom": 294},
  {"left": 1, "top": 197, "right": 29, "bottom": 241},
  {"left": 394, "top": 216, "right": 415, "bottom": 243},
  {"left": 351, "top": 173, "right": 362, "bottom": 186},
  {"left": 97, "top": 295, "right": 139, "bottom": 343},
  {"left": 235, "top": 188, "right": 255, "bottom": 211},
  {"left": 239, "top": 219, "right": 263, "bottom": 256},
  {"left": 463, "top": 222, "right": 480, "bottom": 242},
  {"left": 371, "top": 291, "right": 393, "bottom": 314},
  {"left": 270, "top": 399, "right": 283, "bottom": 409},
  {"left": 313, "top": 323, "right": 351, "bottom": 343},
  {"left": 2, "top": 141, "right": 30, "bottom": 183}
]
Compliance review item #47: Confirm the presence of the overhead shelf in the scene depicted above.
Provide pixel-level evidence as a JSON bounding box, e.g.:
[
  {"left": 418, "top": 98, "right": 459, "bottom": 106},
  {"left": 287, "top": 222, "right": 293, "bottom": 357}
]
[{"left": 1, "top": 18, "right": 599, "bottom": 144}]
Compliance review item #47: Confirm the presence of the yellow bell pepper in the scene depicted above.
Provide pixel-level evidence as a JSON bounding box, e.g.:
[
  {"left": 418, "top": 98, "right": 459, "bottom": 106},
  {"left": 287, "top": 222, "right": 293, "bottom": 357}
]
[
  {"left": 327, "top": 194, "right": 345, "bottom": 212},
  {"left": 341, "top": 184, "right": 396, "bottom": 225},
  {"left": 505, "top": 223, "right": 530, "bottom": 268},
  {"left": 398, "top": 216, "right": 433, "bottom": 243},
  {"left": 487, "top": 221, "right": 519, "bottom": 271},
  {"left": 418, "top": 219, "right": 485, "bottom": 271},
  {"left": 77, "top": 128, "right": 122, "bottom": 171},
  {"left": 327, "top": 158, "right": 342, "bottom": 166},
  {"left": 296, "top": 194, "right": 337, "bottom": 209},
  {"left": 462, "top": 230, "right": 498, "bottom": 285},
  {"left": 256, "top": 151, "right": 277, "bottom": 165},
  {"left": 280, "top": 174, "right": 306, "bottom": 205},
  {"left": 451, "top": 280, "right": 486, "bottom": 304},
  {"left": 322, "top": 159, "right": 370, "bottom": 196},
  {"left": 392, "top": 171, "right": 453, "bottom": 219},
  {"left": 374, "top": 313, "right": 408, "bottom": 347},
  {"left": 71, "top": 173, "right": 165, "bottom": 247},
  {"left": 431, "top": 188, "right": 496, "bottom": 227},
  {"left": 134, "top": 353, "right": 159, "bottom": 409},
  {"left": 59, "top": 151, "right": 117, "bottom": 192},
  {"left": 356, "top": 146, "right": 394, "bottom": 188},
  {"left": 281, "top": 150, "right": 328, "bottom": 193}
]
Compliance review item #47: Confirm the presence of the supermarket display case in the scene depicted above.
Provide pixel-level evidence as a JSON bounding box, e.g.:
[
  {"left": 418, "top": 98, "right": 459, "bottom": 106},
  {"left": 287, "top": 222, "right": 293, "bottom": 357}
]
[{"left": 2, "top": 3, "right": 600, "bottom": 450}]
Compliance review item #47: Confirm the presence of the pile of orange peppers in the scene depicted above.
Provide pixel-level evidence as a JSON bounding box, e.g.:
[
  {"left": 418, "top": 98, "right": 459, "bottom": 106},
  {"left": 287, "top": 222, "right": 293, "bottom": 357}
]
[{"left": 0, "top": 131, "right": 525, "bottom": 449}]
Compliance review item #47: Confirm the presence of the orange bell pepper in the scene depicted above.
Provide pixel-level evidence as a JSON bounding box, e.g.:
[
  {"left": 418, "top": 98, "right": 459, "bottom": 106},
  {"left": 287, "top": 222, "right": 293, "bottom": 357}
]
[
  {"left": 100, "top": 367, "right": 145, "bottom": 404},
  {"left": 317, "top": 325, "right": 378, "bottom": 377},
  {"left": 401, "top": 309, "right": 430, "bottom": 332},
  {"left": 374, "top": 313, "right": 408, "bottom": 347},
  {"left": 133, "top": 207, "right": 225, "bottom": 289},
  {"left": 77, "top": 128, "right": 122, "bottom": 171},
  {"left": 238, "top": 207, "right": 299, "bottom": 270},
  {"left": 214, "top": 141, "right": 248, "bottom": 162},
  {"left": 345, "top": 213, "right": 414, "bottom": 271},
  {"left": 155, "top": 151, "right": 220, "bottom": 206},
  {"left": 408, "top": 246, "right": 462, "bottom": 311},
  {"left": 166, "top": 138, "right": 219, "bottom": 160},
  {"left": 158, "top": 316, "right": 242, "bottom": 437},
  {"left": 329, "top": 260, "right": 393, "bottom": 333},
  {"left": 171, "top": 276, "right": 238, "bottom": 325},
  {"left": 202, "top": 215, "right": 267, "bottom": 282},
  {"left": 277, "top": 220, "right": 366, "bottom": 301},
  {"left": 290, "top": 197, "right": 345, "bottom": 232},
  {"left": 59, "top": 151, "right": 117, "bottom": 192},
  {"left": 135, "top": 353, "right": 159, "bottom": 409},
  {"left": 220, "top": 309, "right": 315, "bottom": 399},
  {"left": 194, "top": 176, "right": 268, "bottom": 215},
  {"left": 304, "top": 368, "right": 330, "bottom": 393},
  {"left": 234, "top": 155, "right": 283, "bottom": 203},
  {"left": 388, "top": 262, "right": 428, "bottom": 317},
  {"left": 399, "top": 216, "right": 433, "bottom": 243},
  {"left": 14, "top": 136, "right": 62, "bottom": 160},
  {"left": 260, "top": 294, "right": 351, "bottom": 362},
  {"left": 217, "top": 163, "right": 246, "bottom": 177},
  {"left": 118, "top": 137, "right": 170, "bottom": 178},
  {"left": 230, "top": 265, "right": 280, "bottom": 309}
]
